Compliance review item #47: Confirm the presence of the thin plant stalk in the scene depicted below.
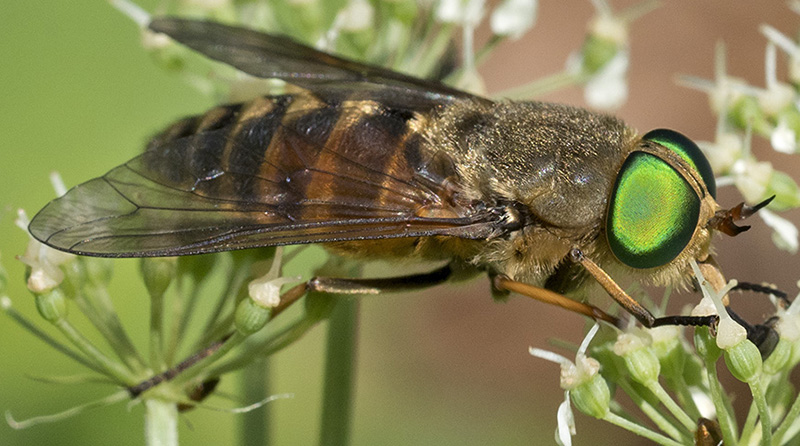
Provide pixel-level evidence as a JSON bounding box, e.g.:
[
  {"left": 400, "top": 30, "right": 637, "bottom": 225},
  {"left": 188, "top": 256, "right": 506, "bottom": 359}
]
[{"left": 318, "top": 298, "right": 359, "bottom": 446}]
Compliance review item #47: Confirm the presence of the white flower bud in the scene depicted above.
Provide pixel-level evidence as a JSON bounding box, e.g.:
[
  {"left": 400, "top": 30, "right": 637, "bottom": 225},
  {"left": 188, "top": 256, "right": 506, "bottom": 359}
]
[
  {"left": 556, "top": 392, "right": 576, "bottom": 446},
  {"left": 436, "top": 0, "right": 465, "bottom": 23},
  {"left": 758, "top": 83, "right": 795, "bottom": 115},
  {"left": 589, "top": 14, "right": 627, "bottom": 46},
  {"left": 698, "top": 133, "right": 741, "bottom": 174},
  {"left": 490, "top": 0, "right": 537, "bottom": 39},
  {"left": 732, "top": 159, "right": 773, "bottom": 204},
  {"left": 716, "top": 317, "right": 748, "bottom": 350},
  {"left": 584, "top": 51, "right": 628, "bottom": 110},
  {"left": 337, "top": 0, "right": 374, "bottom": 32},
  {"left": 248, "top": 275, "right": 300, "bottom": 308},
  {"left": 15, "top": 209, "right": 74, "bottom": 293},
  {"left": 770, "top": 119, "right": 797, "bottom": 154}
]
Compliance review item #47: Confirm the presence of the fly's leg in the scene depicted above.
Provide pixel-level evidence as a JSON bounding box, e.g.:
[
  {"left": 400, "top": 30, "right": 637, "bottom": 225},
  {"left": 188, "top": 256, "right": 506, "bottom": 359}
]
[
  {"left": 307, "top": 263, "right": 453, "bottom": 294},
  {"left": 128, "top": 264, "right": 454, "bottom": 398},
  {"left": 569, "top": 248, "right": 718, "bottom": 329},
  {"left": 491, "top": 274, "right": 622, "bottom": 328}
]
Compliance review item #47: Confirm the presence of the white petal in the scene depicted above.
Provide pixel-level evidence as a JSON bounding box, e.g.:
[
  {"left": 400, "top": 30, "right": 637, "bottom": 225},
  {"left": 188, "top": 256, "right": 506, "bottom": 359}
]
[
  {"left": 490, "top": 0, "right": 538, "bottom": 39},
  {"left": 555, "top": 392, "right": 575, "bottom": 446},
  {"left": 584, "top": 52, "right": 629, "bottom": 110},
  {"left": 732, "top": 160, "right": 773, "bottom": 204},
  {"left": 716, "top": 317, "right": 748, "bottom": 349},
  {"left": 771, "top": 120, "right": 797, "bottom": 154},
  {"left": 463, "top": 0, "right": 485, "bottom": 26},
  {"left": 436, "top": 0, "right": 464, "bottom": 23},
  {"left": 760, "top": 209, "right": 800, "bottom": 253},
  {"left": 337, "top": 0, "right": 374, "bottom": 31},
  {"left": 248, "top": 276, "right": 299, "bottom": 308},
  {"left": 689, "top": 387, "right": 716, "bottom": 420}
]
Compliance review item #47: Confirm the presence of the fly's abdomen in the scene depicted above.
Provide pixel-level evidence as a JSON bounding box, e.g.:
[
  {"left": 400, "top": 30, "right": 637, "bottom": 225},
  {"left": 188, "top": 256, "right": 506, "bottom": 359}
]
[{"left": 137, "top": 93, "right": 440, "bottom": 221}]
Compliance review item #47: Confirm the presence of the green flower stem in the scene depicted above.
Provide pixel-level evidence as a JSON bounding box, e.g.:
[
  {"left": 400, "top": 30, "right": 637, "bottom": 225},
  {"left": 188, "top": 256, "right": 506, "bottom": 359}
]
[
  {"left": 664, "top": 374, "right": 701, "bottom": 421},
  {"left": 319, "top": 297, "right": 359, "bottom": 446},
  {"left": 144, "top": 398, "right": 178, "bottom": 446},
  {"left": 73, "top": 286, "right": 145, "bottom": 372},
  {"left": 53, "top": 318, "right": 138, "bottom": 384},
  {"left": 476, "top": 34, "right": 503, "bottom": 66},
  {"left": 85, "top": 285, "right": 145, "bottom": 368},
  {"left": 2, "top": 298, "right": 100, "bottom": 372},
  {"left": 739, "top": 401, "right": 759, "bottom": 445},
  {"left": 413, "top": 23, "right": 456, "bottom": 80},
  {"left": 705, "top": 359, "right": 739, "bottom": 446},
  {"left": 384, "top": 24, "right": 413, "bottom": 72},
  {"left": 149, "top": 286, "right": 165, "bottom": 369},
  {"left": 170, "top": 331, "right": 246, "bottom": 389},
  {"left": 196, "top": 261, "right": 253, "bottom": 348},
  {"left": 772, "top": 387, "right": 800, "bottom": 445},
  {"left": 210, "top": 316, "right": 317, "bottom": 377},
  {"left": 240, "top": 359, "right": 271, "bottom": 446},
  {"left": 647, "top": 381, "right": 696, "bottom": 432},
  {"left": 604, "top": 412, "right": 685, "bottom": 446},
  {"left": 168, "top": 279, "right": 204, "bottom": 363},
  {"left": 618, "top": 380, "right": 685, "bottom": 442},
  {"left": 749, "top": 379, "right": 772, "bottom": 446},
  {"left": 494, "top": 70, "right": 588, "bottom": 100}
]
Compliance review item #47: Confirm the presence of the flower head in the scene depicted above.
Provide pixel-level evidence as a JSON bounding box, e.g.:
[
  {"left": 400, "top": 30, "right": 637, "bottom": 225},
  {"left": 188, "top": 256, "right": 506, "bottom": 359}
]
[{"left": 15, "top": 209, "right": 74, "bottom": 294}]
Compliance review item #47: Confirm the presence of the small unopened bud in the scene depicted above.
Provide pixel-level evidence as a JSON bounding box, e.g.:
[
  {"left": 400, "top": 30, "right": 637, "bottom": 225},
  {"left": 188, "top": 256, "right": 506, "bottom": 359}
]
[
  {"left": 771, "top": 119, "right": 798, "bottom": 154},
  {"left": 614, "top": 329, "right": 660, "bottom": 385},
  {"left": 763, "top": 170, "right": 800, "bottom": 211},
  {"left": 490, "top": 0, "right": 538, "bottom": 39},
  {"left": 580, "top": 34, "right": 619, "bottom": 75},
  {"left": 235, "top": 298, "right": 272, "bottom": 335},
  {"left": 758, "top": 82, "right": 795, "bottom": 115},
  {"left": 649, "top": 325, "right": 685, "bottom": 378},
  {"left": 84, "top": 257, "right": 114, "bottom": 287},
  {"left": 694, "top": 327, "right": 722, "bottom": 362},
  {"left": 570, "top": 373, "right": 611, "bottom": 419},
  {"left": 724, "top": 340, "right": 762, "bottom": 383},
  {"left": 35, "top": 288, "right": 67, "bottom": 323},
  {"left": 337, "top": 0, "right": 374, "bottom": 31},
  {"left": 140, "top": 257, "right": 177, "bottom": 298}
]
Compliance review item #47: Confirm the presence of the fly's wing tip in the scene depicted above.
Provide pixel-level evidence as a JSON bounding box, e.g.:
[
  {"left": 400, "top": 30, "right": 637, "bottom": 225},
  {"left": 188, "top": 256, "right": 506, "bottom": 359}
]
[{"left": 27, "top": 177, "right": 139, "bottom": 256}]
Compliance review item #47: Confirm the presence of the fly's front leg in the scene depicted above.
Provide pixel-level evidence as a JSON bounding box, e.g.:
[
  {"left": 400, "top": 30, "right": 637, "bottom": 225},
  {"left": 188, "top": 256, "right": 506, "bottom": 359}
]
[
  {"left": 569, "top": 248, "right": 718, "bottom": 329},
  {"left": 491, "top": 274, "right": 622, "bottom": 328}
]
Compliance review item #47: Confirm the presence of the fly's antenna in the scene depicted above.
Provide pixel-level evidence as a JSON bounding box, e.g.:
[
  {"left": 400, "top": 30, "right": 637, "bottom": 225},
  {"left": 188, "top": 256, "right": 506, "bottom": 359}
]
[{"left": 707, "top": 195, "right": 774, "bottom": 236}]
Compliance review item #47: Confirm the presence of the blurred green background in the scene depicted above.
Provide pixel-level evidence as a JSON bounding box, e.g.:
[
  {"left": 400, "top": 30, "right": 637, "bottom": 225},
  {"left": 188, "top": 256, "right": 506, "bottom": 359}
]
[{"left": 2, "top": 1, "right": 799, "bottom": 445}]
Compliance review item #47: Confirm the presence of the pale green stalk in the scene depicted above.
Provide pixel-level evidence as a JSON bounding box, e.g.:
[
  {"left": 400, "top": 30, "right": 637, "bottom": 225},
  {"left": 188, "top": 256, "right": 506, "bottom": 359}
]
[{"left": 144, "top": 398, "right": 178, "bottom": 446}]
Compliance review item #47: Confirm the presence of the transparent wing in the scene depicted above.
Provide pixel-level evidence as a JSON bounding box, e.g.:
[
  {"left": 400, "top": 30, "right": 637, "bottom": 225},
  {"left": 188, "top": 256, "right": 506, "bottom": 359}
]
[
  {"left": 29, "top": 95, "right": 497, "bottom": 257},
  {"left": 147, "top": 17, "right": 488, "bottom": 110}
]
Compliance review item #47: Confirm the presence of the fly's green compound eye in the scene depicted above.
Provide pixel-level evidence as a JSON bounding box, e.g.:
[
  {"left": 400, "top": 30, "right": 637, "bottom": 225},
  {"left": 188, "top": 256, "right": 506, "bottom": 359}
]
[
  {"left": 607, "top": 152, "right": 701, "bottom": 269},
  {"left": 642, "top": 129, "right": 716, "bottom": 198}
]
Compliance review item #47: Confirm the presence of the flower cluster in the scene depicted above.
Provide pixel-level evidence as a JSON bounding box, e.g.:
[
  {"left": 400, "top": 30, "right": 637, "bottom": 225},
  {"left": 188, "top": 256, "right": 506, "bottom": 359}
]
[
  {"left": 5, "top": 185, "right": 320, "bottom": 429},
  {"left": 5, "top": 1, "right": 799, "bottom": 445},
  {"left": 681, "top": 19, "right": 800, "bottom": 254},
  {"left": 533, "top": 261, "right": 800, "bottom": 446}
]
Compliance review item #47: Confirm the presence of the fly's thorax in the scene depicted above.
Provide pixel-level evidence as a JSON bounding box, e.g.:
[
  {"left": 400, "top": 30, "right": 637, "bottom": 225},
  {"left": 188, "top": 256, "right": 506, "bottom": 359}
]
[
  {"left": 428, "top": 100, "right": 636, "bottom": 230},
  {"left": 426, "top": 100, "right": 637, "bottom": 285}
]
